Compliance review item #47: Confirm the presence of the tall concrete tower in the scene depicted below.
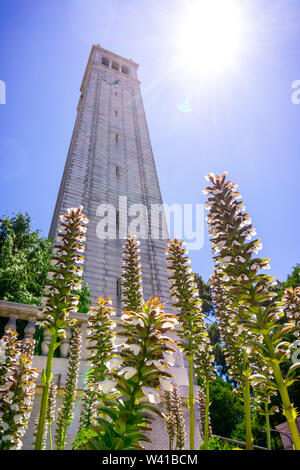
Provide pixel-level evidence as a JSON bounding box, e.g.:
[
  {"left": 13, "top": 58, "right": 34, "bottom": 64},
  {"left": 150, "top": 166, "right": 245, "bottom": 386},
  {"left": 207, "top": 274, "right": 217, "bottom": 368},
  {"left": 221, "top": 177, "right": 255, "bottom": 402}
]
[
  {"left": 49, "top": 45, "right": 172, "bottom": 312},
  {"left": 49, "top": 45, "right": 199, "bottom": 448}
]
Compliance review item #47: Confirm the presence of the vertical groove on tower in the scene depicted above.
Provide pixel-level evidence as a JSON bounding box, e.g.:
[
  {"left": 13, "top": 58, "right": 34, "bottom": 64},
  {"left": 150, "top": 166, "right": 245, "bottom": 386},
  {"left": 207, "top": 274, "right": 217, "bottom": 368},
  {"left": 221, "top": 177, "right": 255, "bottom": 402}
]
[{"left": 131, "top": 88, "right": 161, "bottom": 298}]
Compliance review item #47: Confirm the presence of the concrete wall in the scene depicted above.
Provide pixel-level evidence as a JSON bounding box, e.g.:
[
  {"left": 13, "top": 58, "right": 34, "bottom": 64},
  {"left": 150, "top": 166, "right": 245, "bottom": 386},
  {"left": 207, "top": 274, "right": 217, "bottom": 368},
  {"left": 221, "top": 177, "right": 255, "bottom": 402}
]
[{"left": 24, "top": 387, "right": 201, "bottom": 451}]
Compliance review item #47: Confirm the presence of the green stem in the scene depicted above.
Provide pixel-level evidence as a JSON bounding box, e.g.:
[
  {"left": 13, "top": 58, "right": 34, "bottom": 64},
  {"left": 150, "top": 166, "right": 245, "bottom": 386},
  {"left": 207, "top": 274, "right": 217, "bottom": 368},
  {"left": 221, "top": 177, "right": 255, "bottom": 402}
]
[
  {"left": 271, "top": 357, "right": 300, "bottom": 450},
  {"left": 242, "top": 383, "right": 253, "bottom": 450},
  {"left": 264, "top": 402, "right": 271, "bottom": 450},
  {"left": 35, "top": 333, "right": 57, "bottom": 450},
  {"left": 188, "top": 354, "right": 195, "bottom": 450},
  {"left": 61, "top": 426, "right": 68, "bottom": 450},
  {"left": 204, "top": 381, "right": 210, "bottom": 450},
  {"left": 262, "top": 333, "right": 300, "bottom": 450},
  {"left": 242, "top": 351, "right": 253, "bottom": 450},
  {"left": 49, "top": 423, "right": 53, "bottom": 450}
]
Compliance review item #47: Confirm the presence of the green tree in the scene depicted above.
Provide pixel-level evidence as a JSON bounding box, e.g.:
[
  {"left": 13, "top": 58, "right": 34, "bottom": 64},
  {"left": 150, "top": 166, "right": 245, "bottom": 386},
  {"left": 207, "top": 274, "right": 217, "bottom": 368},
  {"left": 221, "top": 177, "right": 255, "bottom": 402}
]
[
  {"left": 276, "top": 264, "right": 300, "bottom": 299},
  {"left": 0, "top": 213, "right": 52, "bottom": 305},
  {"left": 208, "top": 377, "right": 244, "bottom": 438},
  {"left": 194, "top": 276, "right": 230, "bottom": 377},
  {"left": 0, "top": 212, "right": 91, "bottom": 312},
  {"left": 194, "top": 273, "right": 213, "bottom": 315},
  {"left": 231, "top": 411, "right": 275, "bottom": 449},
  {"left": 207, "top": 323, "right": 228, "bottom": 376},
  {"left": 76, "top": 281, "right": 92, "bottom": 314},
  {"left": 208, "top": 378, "right": 281, "bottom": 449}
]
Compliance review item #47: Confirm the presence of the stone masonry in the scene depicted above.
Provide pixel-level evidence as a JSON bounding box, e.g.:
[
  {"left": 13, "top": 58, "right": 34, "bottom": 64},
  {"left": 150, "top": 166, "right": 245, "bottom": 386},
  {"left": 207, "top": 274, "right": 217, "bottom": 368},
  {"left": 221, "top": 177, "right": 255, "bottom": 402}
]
[
  {"left": 49, "top": 44, "right": 171, "bottom": 312},
  {"left": 48, "top": 45, "right": 200, "bottom": 447}
]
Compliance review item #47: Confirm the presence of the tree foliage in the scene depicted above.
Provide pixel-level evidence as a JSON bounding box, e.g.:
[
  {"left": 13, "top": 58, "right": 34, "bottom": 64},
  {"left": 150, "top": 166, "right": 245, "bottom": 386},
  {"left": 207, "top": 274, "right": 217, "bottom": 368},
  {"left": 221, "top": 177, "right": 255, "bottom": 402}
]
[
  {"left": 0, "top": 212, "right": 91, "bottom": 312},
  {"left": 207, "top": 323, "right": 228, "bottom": 375},
  {"left": 276, "top": 264, "right": 300, "bottom": 299},
  {"left": 208, "top": 377, "right": 244, "bottom": 438},
  {"left": 194, "top": 273, "right": 213, "bottom": 315},
  {"left": 0, "top": 213, "right": 52, "bottom": 305}
]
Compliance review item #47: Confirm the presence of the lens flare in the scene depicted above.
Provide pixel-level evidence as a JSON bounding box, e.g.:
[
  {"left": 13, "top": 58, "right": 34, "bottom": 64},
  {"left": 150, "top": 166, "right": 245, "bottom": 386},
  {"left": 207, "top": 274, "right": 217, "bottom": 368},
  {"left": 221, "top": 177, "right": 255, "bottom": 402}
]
[{"left": 177, "top": 97, "right": 193, "bottom": 113}]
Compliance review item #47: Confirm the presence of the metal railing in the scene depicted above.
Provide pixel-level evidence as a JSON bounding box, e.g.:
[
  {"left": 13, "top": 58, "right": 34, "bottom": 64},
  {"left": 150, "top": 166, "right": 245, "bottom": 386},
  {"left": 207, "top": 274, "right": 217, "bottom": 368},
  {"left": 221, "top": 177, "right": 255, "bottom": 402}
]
[{"left": 212, "top": 434, "right": 268, "bottom": 451}]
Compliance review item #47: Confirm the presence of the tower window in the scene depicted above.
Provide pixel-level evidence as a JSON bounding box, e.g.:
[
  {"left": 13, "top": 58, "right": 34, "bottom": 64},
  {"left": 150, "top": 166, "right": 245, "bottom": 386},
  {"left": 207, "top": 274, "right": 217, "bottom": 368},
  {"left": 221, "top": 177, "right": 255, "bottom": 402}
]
[
  {"left": 102, "top": 57, "right": 109, "bottom": 67},
  {"left": 112, "top": 61, "right": 120, "bottom": 71},
  {"left": 116, "top": 165, "right": 120, "bottom": 176},
  {"left": 115, "top": 133, "right": 119, "bottom": 143},
  {"left": 115, "top": 110, "right": 118, "bottom": 117},
  {"left": 121, "top": 65, "right": 129, "bottom": 75},
  {"left": 116, "top": 278, "right": 121, "bottom": 298},
  {"left": 116, "top": 210, "right": 120, "bottom": 238}
]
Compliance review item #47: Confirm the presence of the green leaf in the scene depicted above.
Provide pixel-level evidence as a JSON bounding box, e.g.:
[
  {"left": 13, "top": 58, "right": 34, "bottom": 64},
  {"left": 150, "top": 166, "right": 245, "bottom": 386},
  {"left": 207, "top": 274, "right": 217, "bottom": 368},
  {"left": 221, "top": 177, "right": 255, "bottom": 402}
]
[
  {"left": 40, "top": 370, "right": 46, "bottom": 385},
  {"left": 98, "top": 406, "right": 119, "bottom": 421},
  {"left": 115, "top": 418, "right": 127, "bottom": 436},
  {"left": 135, "top": 403, "right": 164, "bottom": 418},
  {"left": 273, "top": 325, "right": 294, "bottom": 341},
  {"left": 286, "top": 362, "right": 300, "bottom": 378}
]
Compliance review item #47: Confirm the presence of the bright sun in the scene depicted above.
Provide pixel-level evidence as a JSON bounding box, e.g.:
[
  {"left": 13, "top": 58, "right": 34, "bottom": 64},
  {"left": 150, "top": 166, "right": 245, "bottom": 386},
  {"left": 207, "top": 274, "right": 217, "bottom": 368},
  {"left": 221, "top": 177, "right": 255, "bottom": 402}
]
[{"left": 178, "top": 0, "right": 244, "bottom": 75}]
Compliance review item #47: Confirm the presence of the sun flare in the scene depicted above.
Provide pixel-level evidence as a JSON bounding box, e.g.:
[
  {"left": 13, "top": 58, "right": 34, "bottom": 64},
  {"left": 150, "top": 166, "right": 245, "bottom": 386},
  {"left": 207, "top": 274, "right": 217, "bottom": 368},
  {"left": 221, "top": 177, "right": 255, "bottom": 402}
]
[{"left": 178, "top": 0, "right": 244, "bottom": 75}]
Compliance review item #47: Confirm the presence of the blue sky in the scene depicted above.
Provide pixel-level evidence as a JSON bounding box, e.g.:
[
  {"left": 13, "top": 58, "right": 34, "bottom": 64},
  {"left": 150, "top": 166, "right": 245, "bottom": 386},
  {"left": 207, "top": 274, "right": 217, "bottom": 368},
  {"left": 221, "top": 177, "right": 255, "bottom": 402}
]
[{"left": 0, "top": 0, "right": 299, "bottom": 282}]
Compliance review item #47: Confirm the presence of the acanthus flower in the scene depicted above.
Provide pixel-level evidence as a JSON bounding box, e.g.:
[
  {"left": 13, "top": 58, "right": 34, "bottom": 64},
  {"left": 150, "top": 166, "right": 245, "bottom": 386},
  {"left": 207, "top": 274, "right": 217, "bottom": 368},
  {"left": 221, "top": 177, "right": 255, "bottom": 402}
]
[{"left": 205, "top": 171, "right": 300, "bottom": 450}]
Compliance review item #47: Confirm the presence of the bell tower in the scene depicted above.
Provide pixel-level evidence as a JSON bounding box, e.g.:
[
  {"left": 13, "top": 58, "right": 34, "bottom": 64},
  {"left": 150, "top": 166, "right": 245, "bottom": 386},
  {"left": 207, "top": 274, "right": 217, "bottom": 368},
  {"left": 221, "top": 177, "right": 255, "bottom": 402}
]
[
  {"left": 49, "top": 44, "right": 200, "bottom": 448},
  {"left": 49, "top": 45, "right": 171, "bottom": 311}
]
